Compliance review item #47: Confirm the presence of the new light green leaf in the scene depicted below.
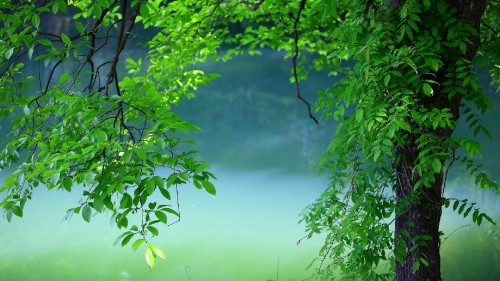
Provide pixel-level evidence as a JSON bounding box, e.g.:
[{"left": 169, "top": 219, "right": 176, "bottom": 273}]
[
  {"left": 145, "top": 245, "right": 156, "bottom": 270},
  {"left": 61, "top": 33, "right": 72, "bottom": 45},
  {"left": 5, "top": 48, "right": 14, "bottom": 60},
  {"left": 23, "top": 106, "right": 30, "bottom": 116},
  {"left": 131, "top": 239, "right": 145, "bottom": 251},
  {"left": 149, "top": 244, "right": 166, "bottom": 260}
]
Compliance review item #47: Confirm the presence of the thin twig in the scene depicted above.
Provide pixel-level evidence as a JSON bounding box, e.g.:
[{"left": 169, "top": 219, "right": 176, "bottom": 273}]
[{"left": 440, "top": 224, "right": 470, "bottom": 247}]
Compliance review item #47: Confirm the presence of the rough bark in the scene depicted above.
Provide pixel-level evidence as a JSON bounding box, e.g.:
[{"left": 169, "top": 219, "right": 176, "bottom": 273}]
[
  {"left": 393, "top": 1, "right": 486, "bottom": 280},
  {"left": 395, "top": 139, "right": 445, "bottom": 281}
]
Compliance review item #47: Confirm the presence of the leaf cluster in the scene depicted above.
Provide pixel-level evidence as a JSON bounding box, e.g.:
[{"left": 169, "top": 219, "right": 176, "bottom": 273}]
[{"left": 0, "top": 0, "right": 221, "bottom": 264}]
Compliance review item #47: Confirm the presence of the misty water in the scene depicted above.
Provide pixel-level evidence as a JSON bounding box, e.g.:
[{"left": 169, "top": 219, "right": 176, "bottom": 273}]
[{"left": 1, "top": 51, "right": 499, "bottom": 280}]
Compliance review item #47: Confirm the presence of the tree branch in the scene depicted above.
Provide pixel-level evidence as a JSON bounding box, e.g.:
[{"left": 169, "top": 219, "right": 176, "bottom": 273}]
[
  {"left": 292, "top": 0, "right": 319, "bottom": 124},
  {"left": 104, "top": 1, "right": 140, "bottom": 97}
]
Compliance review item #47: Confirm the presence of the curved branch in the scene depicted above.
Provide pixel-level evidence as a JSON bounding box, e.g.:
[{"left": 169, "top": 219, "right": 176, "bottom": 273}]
[
  {"left": 104, "top": 1, "right": 140, "bottom": 97},
  {"left": 481, "top": 19, "right": 498, "bottom": 35},
  {"left": 292, "top": 0, "right": 319, "bottom": 124}
]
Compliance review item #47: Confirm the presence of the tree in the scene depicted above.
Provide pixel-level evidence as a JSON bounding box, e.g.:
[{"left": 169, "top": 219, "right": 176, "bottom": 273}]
[{"left": 0, "top": 0, "right": 498, "bottom": 279}]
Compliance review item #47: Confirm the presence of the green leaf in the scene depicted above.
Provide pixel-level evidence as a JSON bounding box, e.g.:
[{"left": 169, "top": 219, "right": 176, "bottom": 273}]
[
  {"left": 115, "top": 182, "right": 125, "bottom": 194},
  {"left": 194, "top": 163, "right": 209, "bottom": 174},
  {"left": 93, "top": 4, "right": 102, "bottom": 18},
  {"left": 436, "top": 1, "right": 446, "bottom": 14},
  {"left": 472, "top": 209, "right": 479, "bottom": 222},
  {"left": 82, "top": 204, "right": 92, "bottom": 222},
  {"left": 119, "top": 216, "right": 129, "bottom": 228},
  {"left": 423, "top": 0, "right": 430, "bottom": 8},
  {"left": 149, "top": 244, "right": 166, "bottom": 260},
  {"left": 355, "top": 108, "right": 363, "bottom": 122},
  {"left": 38, "top": 39, "right": 53, "bottom": 46},
  {"left": 383, "top": 74, "right": 390, "bottom": 87},
  {"left": 373, "top": 149, "right": 381, "bottom": 162},
  {"left": 83, "top": 172, "right": 95, "bottom": 183},
  {"left": 163, "top": 207, "right": 179, "bottom": 217},
  {"left": 147, "top": 225, "right": 159, "bottom": 236},
  {"left": 407, "top": 20, "right": 418, "bottom": 32},
  {"left": 131, "top": 239, "right": 145, "bottom": 251},
  {"left": 463, "top": 76, "right": 470, "bottom": 87},
  {"left": 121, "top": 233, "right": 134, "bottom": 246},
  {"left": 432, "top": 158, "right": 441, "bottom": 173},
  {"left": 23, "top": 106, "right": 30, "bottom": 116},
  {"left": 420, "top": 235, "right": 432, "bottom": 241},
  {"left": 459, "top": 42, "right": 467, "bottom": 55},
  {"left": 28, "top": 48, "right": 34, "bottom": 60},
  {"left": 400, "top": 4, "right": 407, "bottom": 19},
  {"left": 120, "top": 193, "right": 132, "bottom": 209},
  {"left": 61, "top": 34, "right": 72, "bottom": 45},
  {"left": 122, "top": 150, "right": 133, "bottom": 163},
  {"left": 113, "top": 232, "right": 130, "bottom": 246},
  {"left": 412, "top": 259, "right": 420, "bottom": 273},
  {"left": 155, "top": 211, "right": 168, "bottom": 224},
  {"left": 201, "top": 180, "right": 216, "bottom": 195},
  {"left": 103, "top": 196, "right": 114, "bottom": 210},
  {"left": 145, "top": 245, "right": 156, "bottom": 269},
  {"left": 97, "top": 0, "right": 110, "bottom": 8},
  {"left": 387, "top": 126, "right": 395, "bottom": 138},
  {"left": 423, "top": 83, "right": 433, "bottom": 96},
  {"left": 52, "top": 1, "right": 59, "bottom": 14},
  {"left": 62, "top": 178, "right": 72, "bottom": 191},
  {"left": 59, "top": 72, "right": 69, "bottom": 84},
  {"left": 153, "top": 176, "right": 164, "bottom": 188},
  {"left": 5, "top": 48, "right": 14, "bottom": 60},
  {"left": 58, "top": 0, "right": 67, "bottom": 12},
  {"left": 146, "top": 178, "right": 156, "bottom": 195},
  {"left": 4, "top": 210, "right": 13, "bottom": 222},
  {"left": 32, "top": 14, "right": 40, "bottom": 28},
  {"left": 136, "top": 148, "right": 147, "bottom": 161},
  {"left": 463, "top": 206, "right": 472, "bottom": 218},
  {"left": 76, "top": 22, "right": 84, "bottom": 33},
  {"left": 482, "top": 213, "right": 495, "bottom": 225},
  {"left": 159, "top": 187, "right": 171, "bottom": 200},
  {"left": 93, "top": 197, "right": 105, "bottom": 212},
  {"left": 429, "top": 59, "right": 439, "bottom": 71},
  {"left": 95, "top": 131, "right": 107, "bottom": 142},
  {"left": 178, "top": 172, "right": 189, "bottom": 182},
  {"left": 140, "top": 4, "right": 150, "bottom": 17},
  {"left": 12, "top": 205, "right": 23, "bottom": 217}
]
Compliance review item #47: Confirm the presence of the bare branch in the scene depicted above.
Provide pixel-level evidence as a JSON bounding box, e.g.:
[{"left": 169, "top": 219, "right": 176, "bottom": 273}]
[{"left": 292, "top": 0, "right": 319, "bottom": 124}]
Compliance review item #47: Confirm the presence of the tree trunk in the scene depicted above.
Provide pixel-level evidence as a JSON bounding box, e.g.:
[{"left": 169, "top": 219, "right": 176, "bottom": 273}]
[
  {"left": 395, "top": 146, "right": 444, "bottom": 281},
  {"left": 393, "top": 1, "right": 486, "bottom": 280}
]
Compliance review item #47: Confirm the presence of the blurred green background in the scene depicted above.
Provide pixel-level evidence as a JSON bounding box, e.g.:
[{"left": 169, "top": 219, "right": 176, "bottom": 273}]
[{"left": 1, "top": 51, "right": 499, "bottom": 281}]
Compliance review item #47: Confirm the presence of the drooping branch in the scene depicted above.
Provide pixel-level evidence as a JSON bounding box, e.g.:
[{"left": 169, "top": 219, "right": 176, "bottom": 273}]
[
  {"left": 103, "top": 0, "right": 141, "bottom": 96},
  {"left": 481, "top": 19, "right": 497, "bottom": 35},
  {"left": 292, "top": 0, "right": 319, "bottom": 124},
  {"left": 86, "top": 0, "right": 119, "bottom": 93}
]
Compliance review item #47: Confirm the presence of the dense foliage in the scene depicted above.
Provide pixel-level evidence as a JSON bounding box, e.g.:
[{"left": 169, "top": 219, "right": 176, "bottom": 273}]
[{"left": 0, "top": 0, "right": 498, "bottom": 278}]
